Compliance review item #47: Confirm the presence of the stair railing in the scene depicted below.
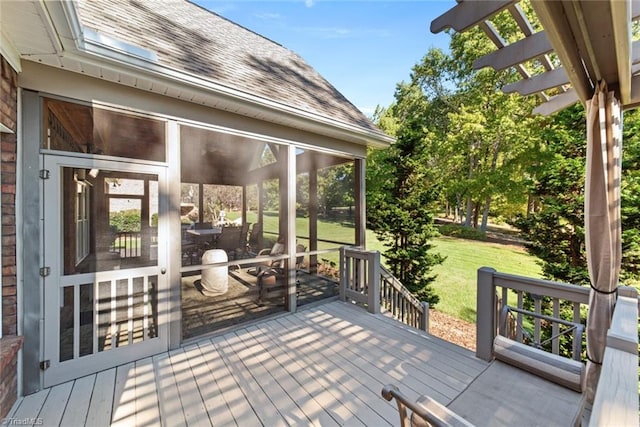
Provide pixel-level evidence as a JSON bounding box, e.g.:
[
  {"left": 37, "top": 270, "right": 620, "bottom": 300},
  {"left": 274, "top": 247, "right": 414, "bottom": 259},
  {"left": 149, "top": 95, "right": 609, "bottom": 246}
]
[{"left": 339, "top": 246, "right": 429, "bottom": 332}]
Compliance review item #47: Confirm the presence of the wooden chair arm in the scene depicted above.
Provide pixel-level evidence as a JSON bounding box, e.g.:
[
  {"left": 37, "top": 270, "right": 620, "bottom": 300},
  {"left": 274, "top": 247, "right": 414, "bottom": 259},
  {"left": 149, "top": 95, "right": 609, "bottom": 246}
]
[{"left": 381, "top": 385, "right": 474, "bottom": 427}]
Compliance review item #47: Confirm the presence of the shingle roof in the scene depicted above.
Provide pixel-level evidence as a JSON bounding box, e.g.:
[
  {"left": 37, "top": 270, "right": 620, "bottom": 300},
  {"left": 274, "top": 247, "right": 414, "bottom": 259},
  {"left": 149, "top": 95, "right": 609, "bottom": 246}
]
[{"left": 75, "top": 0, "right": 385, "bottom": 136}]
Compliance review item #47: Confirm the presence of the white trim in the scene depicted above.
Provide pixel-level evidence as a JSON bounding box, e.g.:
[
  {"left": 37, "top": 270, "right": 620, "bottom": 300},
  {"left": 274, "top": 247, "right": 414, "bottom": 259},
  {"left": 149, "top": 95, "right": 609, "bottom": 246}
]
[
  {"left": 0, "top": 123, "right": 13, "bottom": 134},
  {"left": 0, "top": 31, "right": 21, "bottom": 73},
  {"left": 64, "top": 49, "right": 393, "bottom": 147}
]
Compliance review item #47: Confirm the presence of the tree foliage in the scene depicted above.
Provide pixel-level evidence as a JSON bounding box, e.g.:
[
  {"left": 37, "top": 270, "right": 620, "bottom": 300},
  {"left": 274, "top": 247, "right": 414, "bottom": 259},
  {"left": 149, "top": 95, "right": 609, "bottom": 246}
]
[
  {"left": 368, "top": 84, "right": 443, "bottom": 305},
  {"left": 513, "top": 106, "right": 640, "bottom": 289},
  {"left": 512, "top": 105, "right": 589, "bottom": 285}
]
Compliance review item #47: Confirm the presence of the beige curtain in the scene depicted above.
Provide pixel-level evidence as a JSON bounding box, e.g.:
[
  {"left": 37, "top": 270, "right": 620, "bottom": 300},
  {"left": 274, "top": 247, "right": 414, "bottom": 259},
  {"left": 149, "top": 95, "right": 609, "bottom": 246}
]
[{"left": 584, "top": 81, "right": 622, "bottom": 402}]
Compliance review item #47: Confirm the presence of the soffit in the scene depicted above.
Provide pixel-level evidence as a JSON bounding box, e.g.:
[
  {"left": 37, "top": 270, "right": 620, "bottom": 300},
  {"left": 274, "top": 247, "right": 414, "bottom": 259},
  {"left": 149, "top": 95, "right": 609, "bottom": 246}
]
[{"left": 431, "top": 0, "right": 640, "bottom": 115}]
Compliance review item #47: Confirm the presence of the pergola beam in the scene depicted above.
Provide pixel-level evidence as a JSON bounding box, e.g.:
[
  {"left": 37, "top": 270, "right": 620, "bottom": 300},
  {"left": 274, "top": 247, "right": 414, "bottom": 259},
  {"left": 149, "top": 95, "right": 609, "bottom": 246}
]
[
  {"left": 611, "top": 0, "right": 632, "bottom": 105},
  {"left": 431, "top": 0, "right": 516, "bottom": 33},
  {"left": 533, "top": 89, "right": 579, "bottom": 116},
  {"left": 473, "top": 31, "right": 552, "bottom": 71},
  {"left": 530, "top": 0, "right": 593, "bottom": 103},
  {"left": 504, "top": 67, "right": 569, "bottom": 96}
]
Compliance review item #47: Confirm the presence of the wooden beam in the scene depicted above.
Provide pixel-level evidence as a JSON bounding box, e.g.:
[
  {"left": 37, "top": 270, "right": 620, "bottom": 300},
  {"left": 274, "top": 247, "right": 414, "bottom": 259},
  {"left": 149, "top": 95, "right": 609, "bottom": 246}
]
[
  {"left": 531, "top": 0, "right": 593, "bottom": 103},
  {"left": 532, "top": 89, "right": 580, "bottom": 116},
  {"left": 508, "top": 3, "right": 556, "bottom": 73},
  {"left": 474, "top": 31, "right": 553, "bottom": 71},
  {"left": 430, "top": 0, "right": 515, "bottom": 33},
  {"left": 503, "top": 67, "right": 570, "bottom": 96},
  {"left": 610, "top": 0, "right": 632, "bottom": 105},
  {"left": 479, "top": 21, "right": 534, "bottom": 86}
]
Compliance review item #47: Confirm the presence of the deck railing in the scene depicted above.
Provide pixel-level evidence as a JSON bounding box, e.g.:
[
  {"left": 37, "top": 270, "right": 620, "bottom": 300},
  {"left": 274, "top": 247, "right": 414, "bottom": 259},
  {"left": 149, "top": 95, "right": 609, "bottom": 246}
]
[
  {"left": 476, "top": 267, "right": 639, "bottom": 424},
  {"left": 476, "top": 267, "right": 591, "bottom": 362},
  {"left": 590, "top": 286, "right": 639, "bottom": 425},
  {"left": 380, "top": 266, "right": 429, "bottom": 331},
  {"left": 112, "top": 231, "right": 141, "bottom": 258},
  {"left": 339, "top": 247, "right": 429, "bottom": 332}
]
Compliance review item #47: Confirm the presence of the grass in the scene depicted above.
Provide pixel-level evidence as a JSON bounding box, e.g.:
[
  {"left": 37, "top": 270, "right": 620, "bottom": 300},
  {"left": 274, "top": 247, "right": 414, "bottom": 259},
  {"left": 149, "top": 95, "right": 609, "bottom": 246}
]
[
  {"left": 367, "top": 231, "right": 542, "bottom": 323},
  {"left": 429, "top": 237, "right": 542, "bottom": 323},
  {"left": 231, "top": 211, "right": 543, "bottom": 324}
]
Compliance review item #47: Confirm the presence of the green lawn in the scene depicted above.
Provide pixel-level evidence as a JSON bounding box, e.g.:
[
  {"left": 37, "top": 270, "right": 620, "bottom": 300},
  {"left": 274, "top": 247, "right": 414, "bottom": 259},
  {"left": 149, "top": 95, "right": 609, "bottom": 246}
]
[
  {"left": 427, "top": 237, "right": 541, "bottom": 323},
  {"left": 366, "top": 231, "right": 542, "bottom": 323},
  {"left": 232, "top": 212, "right": 543, "bottom": 324}
]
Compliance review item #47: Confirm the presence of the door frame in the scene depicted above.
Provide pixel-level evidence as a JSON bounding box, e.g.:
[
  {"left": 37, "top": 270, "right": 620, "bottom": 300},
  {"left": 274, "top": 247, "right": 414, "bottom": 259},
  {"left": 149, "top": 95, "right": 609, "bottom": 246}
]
[{"left": 41, "top": 154, "right": 170, "bottom": 387}]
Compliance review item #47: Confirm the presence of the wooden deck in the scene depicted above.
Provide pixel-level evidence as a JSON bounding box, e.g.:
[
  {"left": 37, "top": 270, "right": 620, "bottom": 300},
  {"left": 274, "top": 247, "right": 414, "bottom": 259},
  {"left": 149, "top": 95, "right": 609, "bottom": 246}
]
[{"left": 8, "top": 300, "right": 488, "bottom": 426}]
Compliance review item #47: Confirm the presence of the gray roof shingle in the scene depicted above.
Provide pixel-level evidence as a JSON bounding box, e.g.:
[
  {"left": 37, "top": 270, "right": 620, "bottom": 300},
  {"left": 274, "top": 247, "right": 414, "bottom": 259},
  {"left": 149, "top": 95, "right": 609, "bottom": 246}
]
[{"left": 75, "top": 0, "right": 385, "bottom": 136}]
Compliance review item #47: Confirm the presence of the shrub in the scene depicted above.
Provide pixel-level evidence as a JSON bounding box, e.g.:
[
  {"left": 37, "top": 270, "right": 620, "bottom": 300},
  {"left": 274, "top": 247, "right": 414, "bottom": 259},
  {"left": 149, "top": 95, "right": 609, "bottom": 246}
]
[{"left": 438, "top": 224, "right": 487, "bottom": 241}]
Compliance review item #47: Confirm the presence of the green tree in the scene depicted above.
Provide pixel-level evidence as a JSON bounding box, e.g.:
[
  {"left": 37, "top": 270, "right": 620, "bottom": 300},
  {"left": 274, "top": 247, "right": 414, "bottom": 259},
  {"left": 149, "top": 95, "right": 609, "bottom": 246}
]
[
  {"left": 369, "top": 83, "right": 443, "bottom": 305},
  {"left": 513, "top": 105, "right": 588, "bottom": 284},
  {"left": 514, "top": 106, "right": 640, "bottom": 289}
]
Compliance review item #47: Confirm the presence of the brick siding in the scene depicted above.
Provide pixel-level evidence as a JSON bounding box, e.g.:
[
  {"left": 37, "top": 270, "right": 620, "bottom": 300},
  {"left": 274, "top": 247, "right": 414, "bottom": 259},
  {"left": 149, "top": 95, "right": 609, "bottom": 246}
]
[{"left": 1, "top": 54, "right": 21, "bottom": 419}]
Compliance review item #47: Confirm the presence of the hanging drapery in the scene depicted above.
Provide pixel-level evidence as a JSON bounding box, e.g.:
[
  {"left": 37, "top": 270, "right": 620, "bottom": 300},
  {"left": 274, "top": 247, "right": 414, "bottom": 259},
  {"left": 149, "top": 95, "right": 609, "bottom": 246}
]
[{"left": 584, "top": 81, "right": 622, "bottom": 402}]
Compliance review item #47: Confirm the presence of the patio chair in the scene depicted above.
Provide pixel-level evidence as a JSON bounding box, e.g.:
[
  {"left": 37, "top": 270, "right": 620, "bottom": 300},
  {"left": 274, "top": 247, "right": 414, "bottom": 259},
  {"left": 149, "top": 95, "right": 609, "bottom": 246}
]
[
  {"left": 247, "top": 237, "right": 285, "bottom": 276},
  {"left": 256, "top": 244, "right": 305, "bottom": 304},
  {"left": 382, "top": 309, "right": 586, "bottom": 427},
  {"left": 214, "top": 226, "right": 243, "bottom": 259},
  {"left": 246, "top": 222, "right": 263, "bottom": 254}
]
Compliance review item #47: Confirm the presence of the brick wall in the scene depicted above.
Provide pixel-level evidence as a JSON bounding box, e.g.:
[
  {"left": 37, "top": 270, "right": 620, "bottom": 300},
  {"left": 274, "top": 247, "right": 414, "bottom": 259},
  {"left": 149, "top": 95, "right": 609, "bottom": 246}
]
[{"left": 1, "top": 54, "right": 21, "bottom": 419}]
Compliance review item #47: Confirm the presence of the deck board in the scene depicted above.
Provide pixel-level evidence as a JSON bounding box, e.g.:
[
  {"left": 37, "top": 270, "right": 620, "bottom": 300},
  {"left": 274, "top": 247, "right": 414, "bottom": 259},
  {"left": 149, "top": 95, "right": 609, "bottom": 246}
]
[
  {"left": 153, "top": 351, "right": 187, "bottom": 426},
  {"left": 238, "top": 325, "right": 340, "bottom": 427},
  {"left": 196, "top": 339, "right": 262, "bottom": 426},
  {"left": 217, "top": 332, "right": 288, "bottom": 426},
  {"left": 85, "top": 368, "right": 116, "bottom": 427},
  {"left": 168, "top": 347, "right": 212, "bottom": 427},
  {"left": 245, "top": 323, "right": 367, "bottom": 426},
  {"left": 9, "top": 388, "right": 49, "bottom": 424},
  {"left": 60, "top": 374, "right": 95, "bottom": 426},
  {"left": 134, "top": 357, "right": 161, "bottom": 426},
  {"left": 36, "top": 380, "right": 73, "bottom": 425},
  {"left": 8, "top": 300, "right": 489, "bottom": 426},
  {"left": 291, "top": 307, "right": 460, "bottom": 402},
  {"left": 274, "top": 315, "right": 398, "bottom": 424},
  {"left": 111, "top": 362, "right": 136, "bottom": 427}
]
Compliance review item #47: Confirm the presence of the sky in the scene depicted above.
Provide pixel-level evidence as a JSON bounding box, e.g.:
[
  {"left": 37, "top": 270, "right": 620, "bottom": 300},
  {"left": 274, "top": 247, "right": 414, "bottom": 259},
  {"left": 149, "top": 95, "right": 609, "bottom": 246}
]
[{"left": 193, "top": 1, "right": 454, "bottom": 117}]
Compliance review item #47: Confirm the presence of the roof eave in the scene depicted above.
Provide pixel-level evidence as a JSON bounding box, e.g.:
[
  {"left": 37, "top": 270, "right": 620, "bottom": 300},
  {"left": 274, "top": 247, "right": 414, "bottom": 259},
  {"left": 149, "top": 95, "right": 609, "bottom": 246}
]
[{"left": 41, "top": 1, "right": 393, "bottom": 149}]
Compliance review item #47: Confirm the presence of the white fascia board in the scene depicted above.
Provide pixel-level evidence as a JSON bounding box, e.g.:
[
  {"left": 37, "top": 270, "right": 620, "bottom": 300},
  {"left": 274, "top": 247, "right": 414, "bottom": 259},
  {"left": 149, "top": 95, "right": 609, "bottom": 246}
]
[
  {"left": 62, "top": 46, "right": 393, "bottom": 147},
  {"left": 0, "top": 30, "right": 22, "bottom": 73},
  {"left": 69, "top": 48, "right": 393, "bottom": 147}
]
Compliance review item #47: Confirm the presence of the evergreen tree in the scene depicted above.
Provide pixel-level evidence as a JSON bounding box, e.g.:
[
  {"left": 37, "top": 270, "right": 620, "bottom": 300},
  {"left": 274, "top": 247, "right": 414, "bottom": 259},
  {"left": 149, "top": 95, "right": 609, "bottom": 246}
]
[
  {"left": 514, "top": 106, "right": 640, "bottom": 289},
  {"left": 369, "top": 84, "right": 443, "bottom": 305}
]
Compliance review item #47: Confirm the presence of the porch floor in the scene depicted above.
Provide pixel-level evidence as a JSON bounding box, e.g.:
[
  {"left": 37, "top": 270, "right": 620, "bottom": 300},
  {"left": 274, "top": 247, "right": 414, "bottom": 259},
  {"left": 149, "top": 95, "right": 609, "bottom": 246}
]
[{"left": 9, "top": 300, "right": 488, "bottom": 426}]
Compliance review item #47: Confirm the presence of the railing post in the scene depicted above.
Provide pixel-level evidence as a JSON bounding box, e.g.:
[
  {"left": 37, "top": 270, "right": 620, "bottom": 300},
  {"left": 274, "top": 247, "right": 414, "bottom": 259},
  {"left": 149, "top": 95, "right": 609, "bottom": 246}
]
[
  {"left": 420, "top": 302, "right": 429, "bottom": 332},
  {"left": 476, "top": 267, "right": 496, "bottom": 361},
  {"left": 368, "top": 251, "right": 380, "bottom": 313}
]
